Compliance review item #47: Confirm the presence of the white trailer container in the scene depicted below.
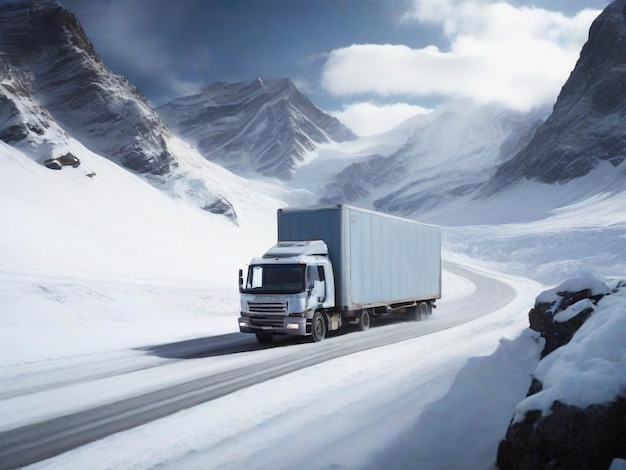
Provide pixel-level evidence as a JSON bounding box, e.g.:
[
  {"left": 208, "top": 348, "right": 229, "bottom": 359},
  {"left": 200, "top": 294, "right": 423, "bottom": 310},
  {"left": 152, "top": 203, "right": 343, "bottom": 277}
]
[{"left": 238, "top": 204, "right": 441, "bottom": 342}]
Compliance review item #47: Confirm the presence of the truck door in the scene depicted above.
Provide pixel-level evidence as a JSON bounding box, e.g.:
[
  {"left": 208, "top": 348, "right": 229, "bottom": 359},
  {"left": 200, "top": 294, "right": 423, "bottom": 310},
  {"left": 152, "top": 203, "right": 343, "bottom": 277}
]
[{"left": 306, "top": 264, "right": 326, "bottom": 306}]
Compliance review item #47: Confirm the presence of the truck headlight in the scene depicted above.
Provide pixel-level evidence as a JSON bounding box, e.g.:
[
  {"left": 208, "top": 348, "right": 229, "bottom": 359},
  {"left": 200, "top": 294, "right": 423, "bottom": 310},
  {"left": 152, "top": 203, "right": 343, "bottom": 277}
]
[
  {"left": 239, "top": 321, "right": 249, "bottom": 327},
  {"left": 286, "top": 323, "right": 300, "bottom": 330}
]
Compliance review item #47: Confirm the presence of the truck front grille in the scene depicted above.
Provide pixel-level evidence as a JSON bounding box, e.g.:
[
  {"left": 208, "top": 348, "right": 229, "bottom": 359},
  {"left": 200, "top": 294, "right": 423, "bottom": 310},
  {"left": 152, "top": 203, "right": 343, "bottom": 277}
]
[
  {"left": 247, "top": 301, "right": 288, "bottom": 314},
  {"left": 248, "top": 316, "right": 285, "bottom": 329}
]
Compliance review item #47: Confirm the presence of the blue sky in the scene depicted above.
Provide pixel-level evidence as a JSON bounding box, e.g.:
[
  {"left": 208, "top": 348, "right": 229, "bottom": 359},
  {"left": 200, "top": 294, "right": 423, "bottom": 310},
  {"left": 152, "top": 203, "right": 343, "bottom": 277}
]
[{"left": 56, "top": 0, "right": 610, "bottom": 134}]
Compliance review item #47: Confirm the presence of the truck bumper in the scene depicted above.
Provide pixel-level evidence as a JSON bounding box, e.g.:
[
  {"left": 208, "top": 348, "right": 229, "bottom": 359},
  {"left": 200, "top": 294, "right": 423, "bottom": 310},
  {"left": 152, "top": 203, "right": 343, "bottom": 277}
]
[{"left": 238, "top": 315, "right": 308, "bottom": 336}]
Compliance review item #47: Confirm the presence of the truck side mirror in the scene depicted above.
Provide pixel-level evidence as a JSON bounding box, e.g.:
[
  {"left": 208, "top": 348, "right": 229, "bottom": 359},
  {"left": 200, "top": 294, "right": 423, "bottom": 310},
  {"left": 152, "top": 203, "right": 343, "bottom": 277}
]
[{"left": 238, "top": 269, "right": 244, "bottom": 292}]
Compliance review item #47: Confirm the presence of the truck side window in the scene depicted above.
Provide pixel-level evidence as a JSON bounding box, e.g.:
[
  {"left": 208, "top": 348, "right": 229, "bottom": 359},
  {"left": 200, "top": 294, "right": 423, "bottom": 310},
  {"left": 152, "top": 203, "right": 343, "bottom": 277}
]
[
  {"left": 307, "top": 265, "right": 326, "bottom": 301},
  {"left": 306, "top": 265, "right": 319, "bottom": 285}
]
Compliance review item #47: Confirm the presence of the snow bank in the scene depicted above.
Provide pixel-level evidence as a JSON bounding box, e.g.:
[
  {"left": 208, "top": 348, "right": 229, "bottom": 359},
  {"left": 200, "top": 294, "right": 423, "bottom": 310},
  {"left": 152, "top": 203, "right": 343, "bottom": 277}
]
[
  {"left": 536, "top": 271, "right": 612, "bottom": 305},
  {"left": 514, "top": 278, "right": 626, "bottom": 421}
]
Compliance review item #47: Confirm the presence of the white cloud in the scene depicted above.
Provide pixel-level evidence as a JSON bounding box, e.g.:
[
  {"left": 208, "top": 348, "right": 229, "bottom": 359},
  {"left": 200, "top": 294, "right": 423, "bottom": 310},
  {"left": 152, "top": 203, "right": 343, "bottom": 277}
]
[
  {"left": 321, "top": 0, "right": 602, "bottom": 111},
  {"left": 331, "top": 102, "right": 432, "bottom": 136}
]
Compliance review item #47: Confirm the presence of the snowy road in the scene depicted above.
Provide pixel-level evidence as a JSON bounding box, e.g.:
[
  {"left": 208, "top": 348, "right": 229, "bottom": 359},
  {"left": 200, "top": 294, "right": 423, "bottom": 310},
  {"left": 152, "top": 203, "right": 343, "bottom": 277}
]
[{"left": 0, "top": 261, "right": 516, "bottom": 470}]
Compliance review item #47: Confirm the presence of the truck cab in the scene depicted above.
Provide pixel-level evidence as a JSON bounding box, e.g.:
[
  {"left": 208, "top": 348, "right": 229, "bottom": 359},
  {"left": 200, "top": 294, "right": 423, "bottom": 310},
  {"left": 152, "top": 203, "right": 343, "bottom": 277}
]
[{"left": 238, "top": 240, "right": 335, "bottom": 343}]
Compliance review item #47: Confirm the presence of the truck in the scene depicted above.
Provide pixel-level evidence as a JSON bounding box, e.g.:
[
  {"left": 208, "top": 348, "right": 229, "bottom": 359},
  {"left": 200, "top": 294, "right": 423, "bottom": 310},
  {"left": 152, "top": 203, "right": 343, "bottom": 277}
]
[{"left": 238, "top": 204, "right": 441, "bottom": 343}]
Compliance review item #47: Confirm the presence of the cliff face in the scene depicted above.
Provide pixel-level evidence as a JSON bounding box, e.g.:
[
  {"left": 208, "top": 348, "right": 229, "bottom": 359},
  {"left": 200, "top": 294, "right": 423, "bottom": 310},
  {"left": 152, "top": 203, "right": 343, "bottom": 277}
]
[
  {"left": 489, "top": 0, "right": 626, "bottom": 189},
  {"left": 0, "top": 1, "right": 177, "bottom": 175}
]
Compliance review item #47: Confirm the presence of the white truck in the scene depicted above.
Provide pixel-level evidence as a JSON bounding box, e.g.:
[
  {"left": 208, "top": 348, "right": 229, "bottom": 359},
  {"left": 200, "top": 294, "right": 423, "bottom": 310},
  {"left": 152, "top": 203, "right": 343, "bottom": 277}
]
[{"left": 238, "top": 204, "right": 441, "bottom": 342}]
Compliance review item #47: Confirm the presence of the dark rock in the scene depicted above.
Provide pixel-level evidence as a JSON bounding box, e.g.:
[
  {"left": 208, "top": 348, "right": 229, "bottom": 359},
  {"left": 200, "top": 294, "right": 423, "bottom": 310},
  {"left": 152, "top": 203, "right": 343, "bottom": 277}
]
[
  {"left": 528, "top": 288, "right": 605, "bottom": 358},
  {"left": 0, "top": 123, "right": 28, "bottom": 142},
  {"left": 202, "top": 197, "right": 238, "bottom": 224},
  {"left": 497, "top": 398, "right": 626, "bottom": 470},
  {"left": 43, "top": 159, "right": 62, "bottom": 170},
  {"left": 497, "top": 278, "right": 623, "bottom": 469},
  {"left": 43, "top": 152, "right": 80, "bottom": 170},
  {"left": 527, "top": 377, "right": 543, "bottom": 397},
  {"left": 26, "top": 122, "right": 44, "bottom": 135}
]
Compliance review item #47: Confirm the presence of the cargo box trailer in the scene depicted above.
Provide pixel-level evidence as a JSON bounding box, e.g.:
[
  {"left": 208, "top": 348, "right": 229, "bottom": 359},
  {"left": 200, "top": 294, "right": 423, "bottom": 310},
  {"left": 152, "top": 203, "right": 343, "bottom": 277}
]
[{"left": 238, "top": 205, "right": 441, "bottom": 342}]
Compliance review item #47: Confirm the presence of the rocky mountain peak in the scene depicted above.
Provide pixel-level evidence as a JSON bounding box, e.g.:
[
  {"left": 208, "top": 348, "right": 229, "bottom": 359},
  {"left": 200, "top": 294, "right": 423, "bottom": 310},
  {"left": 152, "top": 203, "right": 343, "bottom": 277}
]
[
  {"left": 158, "top": 77, "right": 355, "bottom": 180},
  {"left": 0, "top": 0, "right": 177, "bottom": 176},
  {"left": 0, "top": 1, "right": 97, "bottom": 65},
  {"left": 556, "top": 0, "right": 626, "bottom": 117},
  {"left": 487, "top": 1, "right": 626, "bottom": 189}
]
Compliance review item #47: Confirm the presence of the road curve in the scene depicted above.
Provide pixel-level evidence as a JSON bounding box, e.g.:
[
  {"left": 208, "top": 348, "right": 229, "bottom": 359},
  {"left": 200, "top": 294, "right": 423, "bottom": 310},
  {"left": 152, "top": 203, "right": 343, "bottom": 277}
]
[{"left": 0, "top": 262, "right": 516, "bottom": 470}]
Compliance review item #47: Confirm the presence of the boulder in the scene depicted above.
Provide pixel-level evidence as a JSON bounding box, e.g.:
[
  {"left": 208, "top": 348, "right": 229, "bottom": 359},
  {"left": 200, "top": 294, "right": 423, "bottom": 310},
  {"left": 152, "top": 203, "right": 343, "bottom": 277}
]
[
  {"left": 528, "top": 288, "right": 604, "bottom": 358},
  {"left": 497, "top": 276, "right": 625, "bottom": 469},
  {"left": 497, "top": 398, "right": 626, "bottom": 470},
  {"left": 43, "top": 152, "right": 80, "bottom": 170}
]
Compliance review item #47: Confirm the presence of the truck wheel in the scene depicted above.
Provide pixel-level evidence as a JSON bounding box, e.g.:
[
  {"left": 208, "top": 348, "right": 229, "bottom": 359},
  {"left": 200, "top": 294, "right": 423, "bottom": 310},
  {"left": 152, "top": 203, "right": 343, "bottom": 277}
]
[
  {"left": 311, "top": 311, "right": 326, "bottom": 342},
  {"left": 407, "top": 305, "right": 419, "bottom": 321},
  {"left": 255, "top": 333, "right": 273, "bottom": 343},
  {"left": 418, "top": 302, "right": 430, "bottom": 320},
  {"left": 357, "top": 310, "right": 371, "bottom": 331}
]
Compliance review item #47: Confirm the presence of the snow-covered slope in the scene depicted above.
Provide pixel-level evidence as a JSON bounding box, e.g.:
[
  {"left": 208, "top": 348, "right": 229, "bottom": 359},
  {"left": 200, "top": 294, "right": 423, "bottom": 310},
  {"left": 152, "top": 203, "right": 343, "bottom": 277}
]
[
  {"left": 2, "top": 141, "right": 624, "bottom": 468},
  {"left": 489, "top": 0, "right": 626, "bottom": 188},
  {"left": 0, "top": 1, "right": 624, "bottom": 468},
  {"left": 0, "top": 137, "right": 286, "bottom": 362},
  {"left": 289, "top": 100, "right": 545, "bottom": 217},
  {"left": 0, "top": 1, "right": 298, "bottom": 222},
  {"left": 157, "top": 77, "right": 355, "bottom": 180}
]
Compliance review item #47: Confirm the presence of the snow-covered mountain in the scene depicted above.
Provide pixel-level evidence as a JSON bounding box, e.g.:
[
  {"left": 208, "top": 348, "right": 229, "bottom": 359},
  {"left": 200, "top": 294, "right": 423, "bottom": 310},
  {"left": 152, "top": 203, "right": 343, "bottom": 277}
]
[
  {"left": 157, "top": 77, "right": 355, "bottom": 180},
  {"left": 0, "top": 1, "right": 290, "bottom": 222},
  {"left": 1, "top": 1, "right": 626, "bottom": 469},
  {"left": 291, "top": 100, "right": 545, "bottom": 217},
  {"left": 0, "top": 1, "right": 176, "bottom": 175},
  {"left": 489, "top": 0, "right": 626, "bottom": 189}
]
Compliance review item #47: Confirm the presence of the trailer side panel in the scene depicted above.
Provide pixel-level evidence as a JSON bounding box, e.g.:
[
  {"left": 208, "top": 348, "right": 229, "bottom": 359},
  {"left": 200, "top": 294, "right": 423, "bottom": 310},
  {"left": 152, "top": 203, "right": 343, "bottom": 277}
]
[
  {"left": 344, "top": 206, "right": 441, "bottom": 309},
  {"left": 277, "top": 205, "right": 441, "bottom": 311}
]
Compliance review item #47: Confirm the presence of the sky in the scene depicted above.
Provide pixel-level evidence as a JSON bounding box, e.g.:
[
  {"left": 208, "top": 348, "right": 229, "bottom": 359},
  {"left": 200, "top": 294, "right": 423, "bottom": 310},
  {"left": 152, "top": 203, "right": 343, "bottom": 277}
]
[{"left": 37, "top": 0, "right": 612, "bottom": 134}]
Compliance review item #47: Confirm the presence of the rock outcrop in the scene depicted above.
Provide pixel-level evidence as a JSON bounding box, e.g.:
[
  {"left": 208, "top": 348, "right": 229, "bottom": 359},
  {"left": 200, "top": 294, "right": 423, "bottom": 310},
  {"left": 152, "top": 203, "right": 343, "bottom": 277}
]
[
  {"left": 497, "top": 277, "right": 625, "bottom": 469},
  {"left": 498, "top": 399, "right": 626, "bottom": 470},
  {"left": 528, "top": 288, "right": 606, "bottom": 358}
]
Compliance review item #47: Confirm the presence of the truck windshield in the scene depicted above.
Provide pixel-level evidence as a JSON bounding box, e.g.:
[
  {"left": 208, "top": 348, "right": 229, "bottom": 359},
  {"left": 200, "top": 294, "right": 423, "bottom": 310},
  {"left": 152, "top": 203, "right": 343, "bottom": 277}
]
[{"left": 244, "top": 264, "right": 305, "bottom": 294}]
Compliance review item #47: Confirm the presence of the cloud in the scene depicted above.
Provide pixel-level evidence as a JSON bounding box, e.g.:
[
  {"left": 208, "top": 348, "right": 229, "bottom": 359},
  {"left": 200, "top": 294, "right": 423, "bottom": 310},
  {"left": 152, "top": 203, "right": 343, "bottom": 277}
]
[
  {"left": 321, "top": 0, "right": 602, "bottom": 111},
  {"left": 331, "top": 102, "right": 432, "bottom": 136}
]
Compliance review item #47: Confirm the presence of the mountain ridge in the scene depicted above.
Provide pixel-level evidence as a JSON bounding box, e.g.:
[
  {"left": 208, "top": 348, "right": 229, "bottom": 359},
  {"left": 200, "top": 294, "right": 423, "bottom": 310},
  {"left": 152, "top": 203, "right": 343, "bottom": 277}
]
[
  {"left": 0, "top": 0, "right": 179, "bottom": 176},
  {"left": 157, "top": 76, "right": 355, "bottom": 180}
]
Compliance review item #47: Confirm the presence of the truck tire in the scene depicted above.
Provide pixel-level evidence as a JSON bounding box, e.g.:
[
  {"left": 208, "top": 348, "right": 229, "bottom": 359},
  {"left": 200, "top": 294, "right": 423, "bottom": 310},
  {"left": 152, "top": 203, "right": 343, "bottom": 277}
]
[
  {"left": 418, "top": 302, "right": 430, "bottom": 319},
  {"left": 407, "top": 305, "right": 419, "bottom": 321},
  {"left": 255, "top": 333, "right": 273, "bottom": 343},
  {"left": 311, "top": 311, "right": 326, "bottom": 342},
  {"left": 357, "top": 309, "right": 371, "bottom": 331}
]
